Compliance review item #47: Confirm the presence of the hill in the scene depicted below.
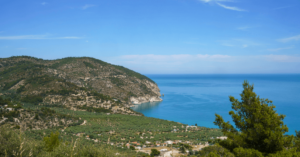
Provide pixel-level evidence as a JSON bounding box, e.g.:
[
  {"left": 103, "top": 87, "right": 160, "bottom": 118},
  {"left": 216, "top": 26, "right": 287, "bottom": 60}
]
[{"left": 0, "top": 56, "right": 162, "bottom": 115}]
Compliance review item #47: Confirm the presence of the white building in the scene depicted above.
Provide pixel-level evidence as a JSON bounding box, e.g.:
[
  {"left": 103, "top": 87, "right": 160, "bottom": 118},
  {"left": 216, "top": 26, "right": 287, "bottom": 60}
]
[
  {"left": 165, "top": 140, "right": 173, "bottom": 145},
  {"left": 216, "top": 136, "right": 228, "bottom": 140},
  {"left": 6, "top": 108, "right": 13, "bottom": 111},
  {"left": 145, "top": 141, "right": 151, "bottom": 144},
  {"left": 135, "top": 146, "right": 142, "bottom": 150}
]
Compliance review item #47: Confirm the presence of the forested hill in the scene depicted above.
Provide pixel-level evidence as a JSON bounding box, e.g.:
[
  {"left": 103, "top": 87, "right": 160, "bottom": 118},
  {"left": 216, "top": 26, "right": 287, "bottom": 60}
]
[{"left": 0, "top": 56, "right": 162, "bottom": 115}]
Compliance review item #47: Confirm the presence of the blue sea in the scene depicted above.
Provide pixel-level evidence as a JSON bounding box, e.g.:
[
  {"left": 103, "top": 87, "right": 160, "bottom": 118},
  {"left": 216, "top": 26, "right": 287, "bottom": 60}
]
[{"left": 131, "top": 74, "right": 300, "bottom": 135}]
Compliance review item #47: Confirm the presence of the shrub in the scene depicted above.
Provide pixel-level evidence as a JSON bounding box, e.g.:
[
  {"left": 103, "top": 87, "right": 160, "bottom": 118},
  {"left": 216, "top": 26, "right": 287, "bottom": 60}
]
[{"left": 43, "top": 131, "right": 60, "bottom": 152}]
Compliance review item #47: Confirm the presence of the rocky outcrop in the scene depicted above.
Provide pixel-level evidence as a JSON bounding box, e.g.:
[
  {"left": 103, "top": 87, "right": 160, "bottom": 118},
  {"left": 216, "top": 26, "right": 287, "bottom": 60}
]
[{"left": 130, "top": 95, "right": 162, "bottom": 104}]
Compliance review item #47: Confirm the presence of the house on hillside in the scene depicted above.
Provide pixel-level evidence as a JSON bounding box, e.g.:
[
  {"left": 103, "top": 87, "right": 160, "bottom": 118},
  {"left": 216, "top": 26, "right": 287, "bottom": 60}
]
[
  {"left": 165, "top": 140, "right": 173, "bottom": 145},
  {"left": 135, "top": 146, "right": 142, "bottom": 150},
  {"left": 175, "top": 140, "right": 182, "bottom": 143},
  {"left": 131, "top": 141, "right": 138, "bottom": 145},
  {"left": 160, "top": 149, "right": 168, "bottom": 152},
  {"left": 6, "top": 108, "right": 13, "bottom": 111}
]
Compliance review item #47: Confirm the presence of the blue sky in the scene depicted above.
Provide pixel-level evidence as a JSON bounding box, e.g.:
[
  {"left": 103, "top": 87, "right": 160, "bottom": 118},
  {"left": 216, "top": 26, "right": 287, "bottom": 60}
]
[{"left": 0, "top": 0, "right": 300, "bottom": 74}]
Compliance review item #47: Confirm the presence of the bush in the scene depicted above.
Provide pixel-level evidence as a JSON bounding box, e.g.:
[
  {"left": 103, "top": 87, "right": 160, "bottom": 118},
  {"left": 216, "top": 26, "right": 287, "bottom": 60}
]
[
  {"left": 197, "top": 145, "right": 234, "bottom": 157},
  {"left": 150, "top": 149, "right": 160, "bottom": 156},
  {"left": 43, "top": 131, "right": 60, "bottom": 152},
  {"left": 21, "top": 95, "right": 43, "bottom": 105},
  {"left": 0, "top": 125, "right": 43, "bottom": 156}
]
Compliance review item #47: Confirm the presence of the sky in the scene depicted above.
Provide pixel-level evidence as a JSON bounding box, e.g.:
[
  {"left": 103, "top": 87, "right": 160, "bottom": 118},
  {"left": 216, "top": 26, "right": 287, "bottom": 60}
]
[{"left": 0, "top": 0, "right": 300, "bottom": 74}]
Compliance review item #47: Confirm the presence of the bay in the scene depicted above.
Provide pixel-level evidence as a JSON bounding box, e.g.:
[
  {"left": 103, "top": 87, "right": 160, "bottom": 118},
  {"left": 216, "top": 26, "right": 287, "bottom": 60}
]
[{"left": 131, "top": 74, "right": 300, "bottom": 135}]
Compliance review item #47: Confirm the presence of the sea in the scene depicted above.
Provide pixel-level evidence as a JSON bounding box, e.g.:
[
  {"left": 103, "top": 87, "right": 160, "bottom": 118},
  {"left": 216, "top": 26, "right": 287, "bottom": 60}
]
[{"left": 131, "top": 74, "right": 300, "bottom": 135}]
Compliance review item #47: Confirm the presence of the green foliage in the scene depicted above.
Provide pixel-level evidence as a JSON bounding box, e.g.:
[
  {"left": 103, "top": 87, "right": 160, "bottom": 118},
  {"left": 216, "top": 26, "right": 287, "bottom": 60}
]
[
  {"left": 179, "top": 143, "right": 192, "bottom": 153},
  {"left": 83, "top": 61, "right": 95, "bottom": 69},
  {"left": 45, "top": 107, "right": 222, "bottom": 145},
  {"left": 16, "top": 85, "right": 26, "bottom": 93},
  {"left": 0, "top": 125, "right": 43, "bottom": 156},
  {"left": 43, "top": 131, "right": 60, "bottom": 152},
  {"left": 1, "top": 126, "right": 148, "bottom": 157},
  {"left": 89, "top": 91, "right": 112, "bottom": 101},
  {"left": 233, "top": 147, "right": 264, "bottom": 157},
  {"left": 266, "top": 148, "right": 300, "bottom": 157},
  {"left": 21, "top": 95, "right": 43, "bottom": 105},
  {"left": 0, "top": 110, "right": 20, "bottom": 121},
  {"left": 214, "top": 81, "right": 294, "bottom": 155},
  {"left": 26, "top": 75, "right": 54, "bottom": 86},
  {"left": 150, "top": 149, "right": 160, "bottom": 156},
  {"left": 47, "top": 89, "right": 78, "bottom": 96},
  {"left": 0, "top": 96, "right": 12, "bottom": 105},
  {"left": 50, "top": 57, "right": 76, "bottom": 69},
  {"left": 0, "top": 60, "right": 45, "bottom": 79},
  {"left": 196, "top": 145, "right": 234, "bottom": 157},
  {"left": 77, "top": 106, "right": 111, "bottom": 113},
  {"left": 140, "top": 83, "right": 152, "bottom": 94},
  {"left": 3, "top": 78, "right": 23, "bottom": 90},
  {"left": 109, "top": 77, "right": 125, "bottom": 86},
  {"left": 130, "top": 145, "right": 135, "bottom": 150}
]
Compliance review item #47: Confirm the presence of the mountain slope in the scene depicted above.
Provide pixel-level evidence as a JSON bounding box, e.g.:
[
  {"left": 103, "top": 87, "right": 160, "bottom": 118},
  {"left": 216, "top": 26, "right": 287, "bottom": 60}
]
[{"left": 0, "top": 56, "right": 162, "bottom": 115}]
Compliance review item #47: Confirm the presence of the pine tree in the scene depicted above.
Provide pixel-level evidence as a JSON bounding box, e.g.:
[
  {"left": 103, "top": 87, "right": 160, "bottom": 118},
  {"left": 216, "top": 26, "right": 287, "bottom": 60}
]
[{"left": 214, "top": 81, "right": 293, "bottom": 155}]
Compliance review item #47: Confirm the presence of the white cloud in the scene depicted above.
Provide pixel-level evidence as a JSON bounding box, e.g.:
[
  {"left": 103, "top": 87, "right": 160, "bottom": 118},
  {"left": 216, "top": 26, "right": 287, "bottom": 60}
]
[
  {"left": 278, "top": 34, "right": 300, "bottom": 43},
  {"left": 216, "top": 3, "right": 246, "bottom": 11},
  {"left": 0, "top": 35, "right": 82, "bottom": 40},
  {"left": 41, "top": 2, "right": 47, "bottom": 5},
  {"left": 267, "top": 46, "right": 294, "bottom": 52},
  {"left": 82, "top": 4, "right": 96, "bottom": 10},
  {"left": 0, "top": 35, "right": 46, "bottom": 40},
  {"left": 198, "top": 0, "right": 245, "bottom": 11}
]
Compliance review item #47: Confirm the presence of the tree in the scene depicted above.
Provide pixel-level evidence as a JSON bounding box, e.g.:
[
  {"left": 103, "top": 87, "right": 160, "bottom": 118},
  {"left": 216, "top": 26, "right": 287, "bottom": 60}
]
[
  {"left": 214, "top": 81, "right": 293, "bottom": 155},
  {"left": 130, "top": 146, "right": 135, "bottom": 150},
  {"left": 150, "top": 149, "right": 160, "bottom": 156},
  {"left": 43, "top": 131, "right": 60, "bottom": 152},
  {"left": 179, "top": 143, "right": 192, "bottom": 153}
]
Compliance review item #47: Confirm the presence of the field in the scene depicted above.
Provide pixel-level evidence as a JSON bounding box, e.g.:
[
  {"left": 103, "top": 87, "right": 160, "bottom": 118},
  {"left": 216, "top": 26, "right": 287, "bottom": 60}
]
[{"left": 24, "top": 105, "right": 222, "bottom": 145}]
